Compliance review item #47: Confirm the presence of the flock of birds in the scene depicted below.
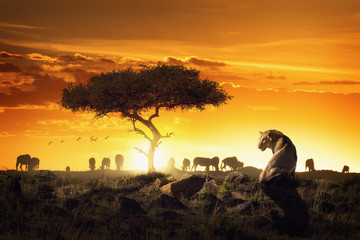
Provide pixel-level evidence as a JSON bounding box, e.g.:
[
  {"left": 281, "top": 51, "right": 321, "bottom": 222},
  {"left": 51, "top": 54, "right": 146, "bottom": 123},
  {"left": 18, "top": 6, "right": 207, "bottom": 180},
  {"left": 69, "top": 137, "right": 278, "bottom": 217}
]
[{"left": 48, "top": 136, "right": 109, "bottom": 145}]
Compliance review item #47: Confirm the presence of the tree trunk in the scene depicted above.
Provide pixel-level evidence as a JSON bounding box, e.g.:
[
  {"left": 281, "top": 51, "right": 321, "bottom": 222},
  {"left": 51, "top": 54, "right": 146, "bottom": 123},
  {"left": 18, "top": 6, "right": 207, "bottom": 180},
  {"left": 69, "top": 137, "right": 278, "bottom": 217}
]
[
  {"left": 128, "top": 111, "right": 165, "bottom": 173},
  {"left": 147, "top": 142, "right": 156, "bottom": 173},
  {"left": 147, "top": 132, "right": 161, "bottom": 173}
]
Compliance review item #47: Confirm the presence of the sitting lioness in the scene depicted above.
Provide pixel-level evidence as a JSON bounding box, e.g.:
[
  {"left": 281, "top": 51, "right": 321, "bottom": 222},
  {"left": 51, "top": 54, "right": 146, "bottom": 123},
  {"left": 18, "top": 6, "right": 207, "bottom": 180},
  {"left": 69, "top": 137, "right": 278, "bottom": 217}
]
[{"left": 258, "top": 130, "right": 297, "bottom": 183}]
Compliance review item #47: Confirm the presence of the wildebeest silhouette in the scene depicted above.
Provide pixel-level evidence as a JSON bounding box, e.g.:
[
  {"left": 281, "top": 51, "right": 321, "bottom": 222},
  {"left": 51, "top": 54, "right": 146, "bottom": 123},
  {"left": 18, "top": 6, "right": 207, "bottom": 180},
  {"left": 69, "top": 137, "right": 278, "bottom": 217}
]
[
  {"left": 221, "top": 156, "right": 244, "bottom": 171},
  {"left": 89, "top": 157, "right": 96, "bottom": 171},
  {"left": 167, "top": 157, "right": 175, "bottom": 169},
  {"left": 342, "top": 165, "right": 349, "bottom": 173},
  {"left": 29, "top": 157, "right": 40, "bottom": 171},
  {"left": 305, "top": 158, "right": 315, "bottom": 172},
  {"left": 182, "top": 158, "right": 190, "bottom": 171},
  {"left": 258, "top": 130, "right": 297, "bottom": 183},
  {"left": 115, "top": 154, "right": 124, "bottom": 171},
  {"left": 192, "top": 157, "right": 220, "bottom": 171},
  {"left": 16, "top": 154, "right": 31, "bottom": 171},
  {"left": 101, "top": 157, "right": 110, "bottom": 170}
]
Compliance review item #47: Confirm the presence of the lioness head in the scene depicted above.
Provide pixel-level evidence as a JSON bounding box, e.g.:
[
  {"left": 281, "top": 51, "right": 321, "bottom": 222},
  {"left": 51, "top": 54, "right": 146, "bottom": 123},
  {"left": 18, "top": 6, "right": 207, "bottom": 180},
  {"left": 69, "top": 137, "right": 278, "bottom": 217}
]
[{"left": 258, "top": 130, "right": 272, "bottom": 151}]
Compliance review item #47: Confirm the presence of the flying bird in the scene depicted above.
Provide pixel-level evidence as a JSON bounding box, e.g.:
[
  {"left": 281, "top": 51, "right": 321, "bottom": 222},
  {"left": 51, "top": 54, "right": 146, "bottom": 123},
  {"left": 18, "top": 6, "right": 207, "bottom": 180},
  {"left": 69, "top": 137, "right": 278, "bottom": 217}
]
[
  {"left": 104, "top": 136, "right": 109, "bottom": 140},
  {"left": 60, "top": 139, "right": 65, "bottom": 143},
  {"left": 90, "top": 136, "right": 97, "bottom": 142},
  {"left": 48, "top": 141, "right": 53, "bottom": 145},
  {"left": 76, "top": 137, "right": 82, "bottom": 141}
]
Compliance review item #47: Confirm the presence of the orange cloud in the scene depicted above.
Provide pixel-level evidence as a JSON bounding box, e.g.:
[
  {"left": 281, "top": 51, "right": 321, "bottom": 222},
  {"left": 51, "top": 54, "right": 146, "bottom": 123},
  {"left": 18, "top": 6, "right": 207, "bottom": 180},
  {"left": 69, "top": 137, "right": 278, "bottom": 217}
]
[
  {"left": 294, "top": 80, "right": 360, "bottom": 85},
  {"left": 0, "top": 62, "right": 21, "bottom": 72},
  {"left": 26, "top": 53, "right": 57, "bottom": 62},
  {"left": 0, "top": 51, "right": 24, "bottom": 59},
  {"left": 164, "top": 56, "right": 226, "bottom": 68},
  {"left": 0, "top": 74, "right": 67, "bottom": 107}
]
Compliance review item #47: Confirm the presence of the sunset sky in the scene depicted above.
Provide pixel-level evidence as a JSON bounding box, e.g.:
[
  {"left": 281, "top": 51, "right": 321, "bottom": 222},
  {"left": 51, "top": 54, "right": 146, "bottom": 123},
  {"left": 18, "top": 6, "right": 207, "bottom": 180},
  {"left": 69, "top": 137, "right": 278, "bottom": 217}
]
[{"left": 1, "top": 0, "right": 360, "bottom": 172}]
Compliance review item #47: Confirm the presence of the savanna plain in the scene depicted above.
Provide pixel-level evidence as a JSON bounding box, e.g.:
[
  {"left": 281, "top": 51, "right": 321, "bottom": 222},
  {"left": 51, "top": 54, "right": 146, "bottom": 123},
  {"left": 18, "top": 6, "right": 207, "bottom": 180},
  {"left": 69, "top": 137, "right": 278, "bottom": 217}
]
[{"left": 1, "top": 167, "right": 359, "bottom": 240}]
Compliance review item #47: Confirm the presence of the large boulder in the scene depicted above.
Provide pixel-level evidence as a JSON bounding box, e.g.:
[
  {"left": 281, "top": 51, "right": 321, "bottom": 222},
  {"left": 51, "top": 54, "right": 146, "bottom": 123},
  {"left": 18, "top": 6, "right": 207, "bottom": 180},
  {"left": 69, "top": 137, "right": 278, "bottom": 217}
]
[
  {"left": 117, "top": 196, "right": 147, "bottom": 215},
  {"left": 233, "top": 200, "right": 260, "bottom": 215},
  {"left": 204, "top": 179, "right": 221, "bottom": 195},
  {"left": 160, "top": 174, "right": 205, "bottom": 198},
  {"left": 148, "top": 178, "right": 170, "bottom": 193},
  {"left": 224, "top": 172, "right": 249, "bottom": 184}
]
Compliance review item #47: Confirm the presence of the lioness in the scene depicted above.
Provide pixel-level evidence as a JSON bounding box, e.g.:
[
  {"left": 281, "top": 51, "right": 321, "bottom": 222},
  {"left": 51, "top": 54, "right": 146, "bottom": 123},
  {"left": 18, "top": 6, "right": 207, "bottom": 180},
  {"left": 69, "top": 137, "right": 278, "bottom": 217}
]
[{"left": 258, "top": 130, "right": 297, "bottom": 183}]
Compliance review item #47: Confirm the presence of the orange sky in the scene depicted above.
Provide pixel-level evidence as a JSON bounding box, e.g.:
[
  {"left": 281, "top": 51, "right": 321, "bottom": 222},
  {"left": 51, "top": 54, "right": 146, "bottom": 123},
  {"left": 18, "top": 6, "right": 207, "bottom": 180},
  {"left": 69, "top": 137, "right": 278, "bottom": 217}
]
[{"left": 0, "top": 0, "right": 360, "bottom": 172}]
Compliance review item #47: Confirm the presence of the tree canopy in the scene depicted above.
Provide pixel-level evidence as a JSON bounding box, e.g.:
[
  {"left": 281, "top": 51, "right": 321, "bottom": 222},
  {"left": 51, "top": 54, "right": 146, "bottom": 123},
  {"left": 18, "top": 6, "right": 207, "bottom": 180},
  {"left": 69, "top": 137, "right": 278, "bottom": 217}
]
[
  {"left": 61, "top": 64, "right": 232, "bottom": 172},
  {"left": 61, "top": 64, "right": 231, "bottom": 117}
]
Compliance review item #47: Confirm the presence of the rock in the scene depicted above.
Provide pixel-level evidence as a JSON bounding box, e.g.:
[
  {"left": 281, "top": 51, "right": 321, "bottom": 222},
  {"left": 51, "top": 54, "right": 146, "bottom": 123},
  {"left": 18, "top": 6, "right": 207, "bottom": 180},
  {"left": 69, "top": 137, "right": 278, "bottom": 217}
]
[
  {"left": 160, "top": 174, "right": 205, "bottom": 198},
  {"left": 117, "top": 196, "right": 147, "bottom": 215},
  {"left": 234, "top": 201, "right": 259, "bottom": 215},
  {"left": 204, "top": 179, "right": 220, "bottom": 195},
  {"left": 221, "top": 194, "right": 245, "bottom": 207},
  {"left": 149, "top": 194, "right": 186, "bottom": 210},
  {"left": 193, "top": 192, "right": 220, "bottom": 204},
  {"left": 224, "top": 172, "right": 249, "bottom": 184},
  {"left": 231, "top": 191, "right": 251, "bottom": 200},
  {"left": 148, "top": 178, "right": 169, "bottom": 193},
  {"left": 34, "top": 170, "right": 56, "bottom": 182}
]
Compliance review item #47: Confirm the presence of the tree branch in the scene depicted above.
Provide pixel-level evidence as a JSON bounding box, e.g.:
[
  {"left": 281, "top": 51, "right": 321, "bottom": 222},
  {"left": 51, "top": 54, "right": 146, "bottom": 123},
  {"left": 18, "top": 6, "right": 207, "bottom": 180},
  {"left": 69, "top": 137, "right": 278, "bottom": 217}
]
[
  {"left": 148, "top": 106, "right": 160, "bottom": 122},
  {"left": 131, "top": 118, "right": 151, "bottom": 142},
  {"left": 134, "top": 147, "right": 148, "bottom": 157},
  {"left": 161, "top": 132, "right": 174, "bottom": 138}
]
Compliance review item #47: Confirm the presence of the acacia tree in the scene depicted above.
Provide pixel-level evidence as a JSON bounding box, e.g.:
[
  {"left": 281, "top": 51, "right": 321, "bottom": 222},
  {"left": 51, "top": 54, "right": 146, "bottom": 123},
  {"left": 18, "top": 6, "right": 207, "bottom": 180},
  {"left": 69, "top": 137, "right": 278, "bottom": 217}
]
[{"left": 61, "top": 64, "right": 232, "bottom": 172}]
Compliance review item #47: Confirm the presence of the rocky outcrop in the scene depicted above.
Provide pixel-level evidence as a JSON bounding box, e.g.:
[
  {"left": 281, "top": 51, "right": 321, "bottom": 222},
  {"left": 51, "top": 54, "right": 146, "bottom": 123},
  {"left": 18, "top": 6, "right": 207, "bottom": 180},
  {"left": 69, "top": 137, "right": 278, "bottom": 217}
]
[
  {"left": 148, "top": 178, "right": 170, "bottom": 193},
  {"left": 160, "top": 174, "right": 205, "bottom": 198}
]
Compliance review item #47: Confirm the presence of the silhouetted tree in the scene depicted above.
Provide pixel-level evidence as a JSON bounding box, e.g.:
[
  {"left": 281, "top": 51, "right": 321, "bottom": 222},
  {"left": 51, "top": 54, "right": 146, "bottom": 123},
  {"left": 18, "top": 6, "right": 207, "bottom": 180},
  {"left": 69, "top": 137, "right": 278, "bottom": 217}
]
[{"left": 61, "top": 64, "right": 232, "bottom": 172}]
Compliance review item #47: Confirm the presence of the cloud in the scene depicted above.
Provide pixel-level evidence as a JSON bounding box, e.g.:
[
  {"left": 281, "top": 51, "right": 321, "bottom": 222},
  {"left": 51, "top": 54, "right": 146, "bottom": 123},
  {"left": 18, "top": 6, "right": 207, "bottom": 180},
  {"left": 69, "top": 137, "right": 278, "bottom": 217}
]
[
  {"left": 0, "top": 51, "right": 24, "bottom": 59},
  {"left": 57, "top": 53, "right": 93, "bottom": 62},
  {"left": 220, "top": 82, "right": 241, "bottom": 88},
  {"left": 0, "top": 22, "right": 44, "bottom": 30},
  {"left": 294, "top": 80, "right": 360, "bottom": 85},
  {"left": 0, "top": 103, "right": 59, "bottom": 113},
  {"left": 57, "top": 53, "right": 116, "bottom": 64},
  {"left": 265, "top": 75, "right": 287, "bottom": 80},
  {"left": 0, "top": 132, "right": 10, "bottom": 137},
  {"left": 164, "top": 57, "right": 183, "bottom": 65},
  {"left": 0, "top": 73, "right": 68, "bottom": 107},
  {"left": 26, "top": 53, "right": 57, "bottom": 62},
  {"left": 0, "top": 62, "right": 21, "bottom": 72},
  {"left": 187, "top": 57, "right": 226, "bottom": 67},
  {"left": 63, "top": 68, "right": 98, "bottom": 83},
  {"left": 164, "top": 56, "right": 227, "bottom": 68}
]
